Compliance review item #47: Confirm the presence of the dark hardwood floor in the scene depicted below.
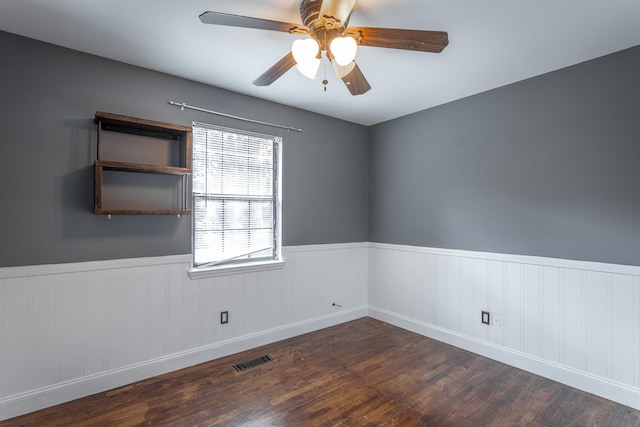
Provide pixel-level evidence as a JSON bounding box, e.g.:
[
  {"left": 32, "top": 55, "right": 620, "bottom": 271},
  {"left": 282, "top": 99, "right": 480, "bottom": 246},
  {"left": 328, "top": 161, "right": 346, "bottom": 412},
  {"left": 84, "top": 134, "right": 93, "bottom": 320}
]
[{"left": 2, "top": 317, "right": 639, "bottom": 426}]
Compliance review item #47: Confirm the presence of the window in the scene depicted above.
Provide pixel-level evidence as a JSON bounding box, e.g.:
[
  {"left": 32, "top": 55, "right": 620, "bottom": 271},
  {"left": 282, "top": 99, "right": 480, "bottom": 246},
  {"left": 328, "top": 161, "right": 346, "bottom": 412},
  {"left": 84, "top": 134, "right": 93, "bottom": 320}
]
[{"left": 191, "top": 123, "right": 281, "bottom": 271}]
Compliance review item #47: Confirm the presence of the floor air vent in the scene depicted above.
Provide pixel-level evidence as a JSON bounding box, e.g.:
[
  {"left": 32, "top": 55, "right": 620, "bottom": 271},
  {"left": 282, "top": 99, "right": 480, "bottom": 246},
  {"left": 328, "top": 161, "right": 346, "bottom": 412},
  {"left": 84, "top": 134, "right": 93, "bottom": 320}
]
[{"left": 233, "top": 354, "right": 275, "bottom": 372}]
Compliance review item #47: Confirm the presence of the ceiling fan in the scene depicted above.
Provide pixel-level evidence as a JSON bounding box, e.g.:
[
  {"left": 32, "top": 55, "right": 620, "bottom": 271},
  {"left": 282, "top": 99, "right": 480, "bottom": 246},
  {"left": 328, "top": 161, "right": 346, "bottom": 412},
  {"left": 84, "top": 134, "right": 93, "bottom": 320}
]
[{"left": 199, "top": 0, "right": 449, "bottom": 95}]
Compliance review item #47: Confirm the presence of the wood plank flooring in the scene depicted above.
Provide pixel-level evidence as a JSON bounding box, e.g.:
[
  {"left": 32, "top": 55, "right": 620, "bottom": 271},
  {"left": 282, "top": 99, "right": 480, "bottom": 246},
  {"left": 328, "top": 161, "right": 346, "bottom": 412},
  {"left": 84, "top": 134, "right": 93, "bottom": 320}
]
[{"left": 2, "top": 317, "right": 639, "bottom": 426}]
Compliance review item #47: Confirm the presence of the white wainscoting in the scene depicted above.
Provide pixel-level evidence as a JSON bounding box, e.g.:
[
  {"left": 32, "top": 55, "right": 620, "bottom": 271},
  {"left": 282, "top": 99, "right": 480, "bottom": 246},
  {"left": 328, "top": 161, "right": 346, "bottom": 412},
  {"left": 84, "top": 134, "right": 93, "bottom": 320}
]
[
  {"left": 0, "top": 243, "right": 369, "bottom": 421},
  {"left": 2, "top": 242, "right": 640, "bottom": 420},
  {"left": 368, "top": 243, "right": 640, "bottom": 411}
]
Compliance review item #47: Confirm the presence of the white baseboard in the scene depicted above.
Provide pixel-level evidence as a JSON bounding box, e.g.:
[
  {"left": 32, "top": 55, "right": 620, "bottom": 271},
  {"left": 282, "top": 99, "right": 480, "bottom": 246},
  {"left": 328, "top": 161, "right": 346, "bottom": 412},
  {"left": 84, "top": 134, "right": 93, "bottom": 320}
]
[
  {"left": 0, "top": 306, "right": 367, "bottom": 421},
  {"left": 368, "top": 306, "right": 640, "bottom": 411}
]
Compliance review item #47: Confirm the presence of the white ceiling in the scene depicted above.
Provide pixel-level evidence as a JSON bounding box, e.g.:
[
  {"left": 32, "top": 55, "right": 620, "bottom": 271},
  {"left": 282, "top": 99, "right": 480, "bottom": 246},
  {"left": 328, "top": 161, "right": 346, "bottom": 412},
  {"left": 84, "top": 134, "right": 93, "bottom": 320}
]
[{"left": 1, "top": 0, "right": 640, "bottom": 126}]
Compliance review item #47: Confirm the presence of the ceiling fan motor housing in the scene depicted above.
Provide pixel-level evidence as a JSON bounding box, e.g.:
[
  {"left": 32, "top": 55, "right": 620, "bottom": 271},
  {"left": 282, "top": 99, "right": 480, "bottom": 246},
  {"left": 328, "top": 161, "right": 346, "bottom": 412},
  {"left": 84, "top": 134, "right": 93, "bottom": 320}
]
[{"left": 300, "top": 0, "right": 348, "bottom": 50}]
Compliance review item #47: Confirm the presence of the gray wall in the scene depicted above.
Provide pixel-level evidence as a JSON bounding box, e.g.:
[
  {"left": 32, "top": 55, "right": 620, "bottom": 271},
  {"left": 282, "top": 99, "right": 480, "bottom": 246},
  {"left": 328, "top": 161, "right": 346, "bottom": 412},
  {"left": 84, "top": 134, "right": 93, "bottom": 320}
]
[
  {"left": 0, "top": 31, "right": 369, "bottom": 267},
  {"left": 369, "top": 45, "right": 640, "bottom": 266},
  {"left": 4, "top": 28, "right": 639, "bottom": 268}
]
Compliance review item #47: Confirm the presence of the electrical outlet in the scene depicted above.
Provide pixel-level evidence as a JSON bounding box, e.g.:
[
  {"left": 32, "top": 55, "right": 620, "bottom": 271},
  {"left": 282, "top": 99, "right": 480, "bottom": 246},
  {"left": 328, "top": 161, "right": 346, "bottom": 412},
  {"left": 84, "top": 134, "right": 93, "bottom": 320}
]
[
  {"left": 220, "top": 311, "right": 229, "bottom": 324},
  {"left": 481, "top": 311, "right": 490, "bottom": 325},
  {"left": 492, "top": 313, "right": 502, "bottom": 327}
]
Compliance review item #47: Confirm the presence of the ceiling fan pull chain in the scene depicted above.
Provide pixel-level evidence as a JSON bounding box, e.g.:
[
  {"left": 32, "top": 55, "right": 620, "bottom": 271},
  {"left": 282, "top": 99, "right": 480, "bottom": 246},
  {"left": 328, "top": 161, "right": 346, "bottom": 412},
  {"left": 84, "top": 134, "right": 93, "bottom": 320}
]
[
  {"left": 323, "top": 32, "right": 328, "bottom": 92},
  {"left": 322, "top": 50, "right": 328, "bottom": 92}
]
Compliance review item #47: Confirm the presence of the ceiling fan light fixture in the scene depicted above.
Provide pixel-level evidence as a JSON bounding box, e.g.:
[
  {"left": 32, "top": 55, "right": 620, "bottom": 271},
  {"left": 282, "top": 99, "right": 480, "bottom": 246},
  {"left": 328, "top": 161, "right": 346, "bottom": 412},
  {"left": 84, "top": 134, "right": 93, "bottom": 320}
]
[
  {"left": 329, "top": 36, "right": 357, "bottom": 66},
  {"left": 295, "top": 57, "right": 321, "bottom": 79},
  {"left": 332, "top": 59, "right": 355, "bottom": 79},
  {"left": 292, "top": 38, "right": 320, "bottom": 79}
]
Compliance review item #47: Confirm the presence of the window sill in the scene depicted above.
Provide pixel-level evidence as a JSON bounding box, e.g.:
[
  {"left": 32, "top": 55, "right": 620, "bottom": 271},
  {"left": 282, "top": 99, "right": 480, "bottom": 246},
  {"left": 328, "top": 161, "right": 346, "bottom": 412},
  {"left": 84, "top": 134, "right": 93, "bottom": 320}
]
[{"left": 188, "top": 259, "right": 286, "bottom": 279}]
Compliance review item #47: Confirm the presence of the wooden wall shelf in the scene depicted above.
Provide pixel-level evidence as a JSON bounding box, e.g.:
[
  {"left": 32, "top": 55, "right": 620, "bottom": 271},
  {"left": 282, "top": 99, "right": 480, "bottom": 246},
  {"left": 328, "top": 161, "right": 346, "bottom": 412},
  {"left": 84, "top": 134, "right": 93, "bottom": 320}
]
[
  {"left": 95, "top": 160, "right": 191, "bottom": 175},
  {"left": 93, "top": 112, "right": 192, "bottom": 216}
]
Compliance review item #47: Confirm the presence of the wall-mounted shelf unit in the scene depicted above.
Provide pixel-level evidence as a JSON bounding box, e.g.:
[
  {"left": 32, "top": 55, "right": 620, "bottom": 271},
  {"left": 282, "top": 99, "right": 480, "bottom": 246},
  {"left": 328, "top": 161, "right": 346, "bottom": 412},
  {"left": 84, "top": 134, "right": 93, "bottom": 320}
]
[{"left": 94, "top": 111, "right": 192, "bottom": 215}]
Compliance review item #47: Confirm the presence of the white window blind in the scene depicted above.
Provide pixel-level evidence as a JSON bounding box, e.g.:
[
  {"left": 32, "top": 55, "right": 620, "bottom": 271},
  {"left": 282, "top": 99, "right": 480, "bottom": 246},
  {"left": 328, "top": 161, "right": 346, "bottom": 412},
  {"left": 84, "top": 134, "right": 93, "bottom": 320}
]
[{"left": 192, "top": 123, "right": 281, "bottom": 268}]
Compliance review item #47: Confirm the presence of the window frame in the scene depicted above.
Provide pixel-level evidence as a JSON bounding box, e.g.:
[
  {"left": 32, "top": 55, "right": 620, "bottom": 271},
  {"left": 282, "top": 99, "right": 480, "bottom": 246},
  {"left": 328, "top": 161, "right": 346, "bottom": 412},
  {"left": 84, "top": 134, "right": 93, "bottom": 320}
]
[{"left": 188, "top": 122, "right": 284, "bottom": 279}]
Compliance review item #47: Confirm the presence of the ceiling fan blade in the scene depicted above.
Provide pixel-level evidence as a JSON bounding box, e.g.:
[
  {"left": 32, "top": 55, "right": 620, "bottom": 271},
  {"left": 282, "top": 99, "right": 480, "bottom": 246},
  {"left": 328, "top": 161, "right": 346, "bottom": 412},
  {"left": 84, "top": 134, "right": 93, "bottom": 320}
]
[
  {"left": 252, "top": 52, "right": 297, "bottom": 86},
  {"left": 319, "top": 0, "right": 357, "bottom": 26},
  {"left": 341, "top": 61, "right": 371, "bottom": 96},
  {"left": 346, "top": 27, "right": 449, "bottom": 53},
  {"left": 199, "top": 11, "right": 305, "bottom": 33}
]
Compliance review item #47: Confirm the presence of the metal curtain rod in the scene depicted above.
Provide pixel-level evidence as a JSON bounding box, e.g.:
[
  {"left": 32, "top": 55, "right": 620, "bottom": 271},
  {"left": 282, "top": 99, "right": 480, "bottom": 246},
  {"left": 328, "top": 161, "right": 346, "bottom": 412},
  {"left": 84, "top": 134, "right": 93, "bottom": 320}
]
[{"left": 167, "top": 100, "right": 302, "bottom": 133}]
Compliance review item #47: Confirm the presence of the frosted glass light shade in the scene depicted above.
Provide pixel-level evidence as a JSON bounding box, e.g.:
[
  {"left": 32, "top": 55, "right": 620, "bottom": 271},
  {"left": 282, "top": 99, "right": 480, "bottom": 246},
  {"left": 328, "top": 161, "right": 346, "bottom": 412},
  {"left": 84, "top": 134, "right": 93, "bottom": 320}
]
[
  {"left": 332, "top": 59, "right": 355, "bottom": 78},
  {"left": 330, "top": 36, "right": 357, "bottom": 66},
  {"left": 292, "top": 38, "right": 320, "bottom": 79},
  {"left": 295, "top": 58, "right": 320, "bottom": 79}
]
